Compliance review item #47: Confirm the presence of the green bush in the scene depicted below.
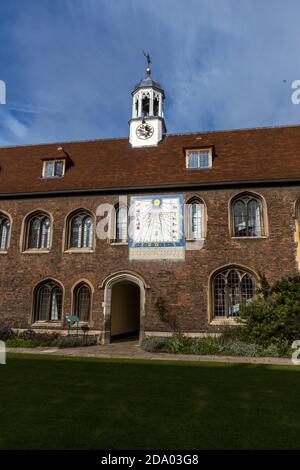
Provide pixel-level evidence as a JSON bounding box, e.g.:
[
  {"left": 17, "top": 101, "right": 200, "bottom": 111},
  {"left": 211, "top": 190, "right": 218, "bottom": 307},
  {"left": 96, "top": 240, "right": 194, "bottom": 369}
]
[
  {"left": 225, "top": 339, "right": 262, "bottom": 357},
  {"left": 6, "top": 338, "right": 35, "bottom": 348},
  {"left": 162, "top": 334, "right": 289, "bottom": 357},
  {"left": 239, "top": 274, "right": 300, "bottom": 346}
]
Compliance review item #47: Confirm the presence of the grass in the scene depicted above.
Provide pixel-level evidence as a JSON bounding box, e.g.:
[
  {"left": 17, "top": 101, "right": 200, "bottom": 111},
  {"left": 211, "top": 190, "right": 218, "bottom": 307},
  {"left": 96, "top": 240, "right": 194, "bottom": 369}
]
[{"left": 1, "top": 353, "right": 300, "bottom": 449}]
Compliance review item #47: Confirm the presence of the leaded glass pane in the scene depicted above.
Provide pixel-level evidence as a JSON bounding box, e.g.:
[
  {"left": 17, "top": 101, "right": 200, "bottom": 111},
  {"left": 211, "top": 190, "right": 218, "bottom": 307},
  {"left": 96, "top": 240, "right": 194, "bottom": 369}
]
[
  {"left": 37, "top": 285, "right": 51, "bottom": 321},
  {"left": 227, "top": 270, "right": 240, "bottom": 316},
  {"left": 189, "top": 202, "right": 203, "bottom": 239},
  {"left": 50, "top": 286, "right": 62, "bottom": 321},
  {"left": 116, "top": 206, "right": 127, "bottom": 242},
  {"left": 76, "top": 285, "right": 91, "bottom": 321},
  {"left": 214, "top": 275, "right": 226, "bottom": 316},
  {"left": 83, "top": 216, "right": 93, "bottom": 248},
  {"left": 248, "top": 199, "right": 261, "bottom": 236},
  {"left": 41, "top": 217, "right": 50, "bottom": 249},
  {"left": 70, "top": 216, "right": 82, "bottom": 248},
  {"left": 28, "top": 217, "right": 41, "bottom": 249},
  {"left": 0, "top": 217, "right": 10, "bottom": 250},
  {"left": 234, "top": 200, "right": 247, "bottom": 236},
  {"left": 241, "top": 274, "right": 254, "bottom": 303}
]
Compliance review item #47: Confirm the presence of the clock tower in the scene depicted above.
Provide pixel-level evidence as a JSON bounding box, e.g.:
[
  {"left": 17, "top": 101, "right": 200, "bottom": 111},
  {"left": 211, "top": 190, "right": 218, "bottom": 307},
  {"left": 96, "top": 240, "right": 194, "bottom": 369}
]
[{"left": 129, "top": 57, "right": 166, "bottom": 147}]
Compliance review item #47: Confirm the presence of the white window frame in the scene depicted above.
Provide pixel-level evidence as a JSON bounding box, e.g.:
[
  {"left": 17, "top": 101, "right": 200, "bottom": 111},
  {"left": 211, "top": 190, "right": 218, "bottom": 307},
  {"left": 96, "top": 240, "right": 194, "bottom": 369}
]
[
  {"left": 42, "top": 159, "right": 65, "bottom": 178},
  {"left": 186, "top": 148, "right": 212, "bottom": 170}
]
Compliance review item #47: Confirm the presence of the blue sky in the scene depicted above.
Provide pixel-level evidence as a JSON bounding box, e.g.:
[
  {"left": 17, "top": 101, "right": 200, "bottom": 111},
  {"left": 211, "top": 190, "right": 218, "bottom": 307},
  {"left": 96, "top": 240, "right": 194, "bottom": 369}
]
[{"left": 0, "top": 0, "right": 300, "bottom": 145}]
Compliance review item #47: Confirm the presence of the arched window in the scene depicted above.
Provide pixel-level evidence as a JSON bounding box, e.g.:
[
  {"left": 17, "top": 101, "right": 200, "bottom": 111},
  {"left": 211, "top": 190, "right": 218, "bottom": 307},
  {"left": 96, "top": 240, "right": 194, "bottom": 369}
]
[
  {"left": 114, "top": 204, "right": 128, "bottom": 243},
  {"left": 187, "top": 198, "right": 205, "bottom": 239},
  {"left": 34, "top": 280, "right": 62, "bottom": 322},
  {"left": 142, "top": 92, "right": 150, "bottom": 116},
  {"left": 0, "top": 213, "right": 10, "bottom": 250},
  {"left": 232, "top": 194, "right": 264, "bottom": 237},
  {"left": 73, "top": 282, "right": 91, "bottom": 322},
  {"left": 212, "top": 267, "right": 256, "bottom": 318},
  {"left": 26, "top": 213, "right": 51, "bottom": 249},
  {"left": 68, "top": 211, "right": 93, "bottom": 249}
]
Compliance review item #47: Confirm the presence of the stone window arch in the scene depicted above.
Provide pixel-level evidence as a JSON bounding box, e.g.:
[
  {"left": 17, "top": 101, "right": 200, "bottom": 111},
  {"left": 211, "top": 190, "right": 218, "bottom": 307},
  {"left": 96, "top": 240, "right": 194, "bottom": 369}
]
[
  {"left": 0, "top": 212, "right": 11, "bottom": 250},
  {"left": 73, "top": 282, "right": 92, "bottom": 322},
  {"left": 231, "top": 193, "right": 266, "bottom": 237},
  {"left": 33, "top": 279, "right": 63, "bottom": 322},
  {"left": 25, "top": 211, "right": 51, "bottom": 250},
  {"left": 212, "top": 266, "right": 256, "bottom": 318},
  {"left": 186, "top": 197, "right": 206, "bottom": 239},
  {"left": 67, "top": 210, "right": 94, "bottom": 249}
]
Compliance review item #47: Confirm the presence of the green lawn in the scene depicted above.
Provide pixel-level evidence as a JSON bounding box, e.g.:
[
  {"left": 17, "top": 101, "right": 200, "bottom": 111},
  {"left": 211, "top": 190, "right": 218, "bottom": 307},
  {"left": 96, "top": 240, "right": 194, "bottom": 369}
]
[{"left": 1, "top": 354, "right": 300, "bottom": 449}]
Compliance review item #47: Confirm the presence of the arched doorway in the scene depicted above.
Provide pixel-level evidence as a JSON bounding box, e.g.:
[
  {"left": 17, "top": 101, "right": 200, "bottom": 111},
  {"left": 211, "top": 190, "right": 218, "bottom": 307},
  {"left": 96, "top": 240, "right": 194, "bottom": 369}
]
[
  {"left": 101, "top": 271, "right": 148, "bottom": 344},
  {"left": 110, "top": 280, "right": 140, "bottom": 341}
]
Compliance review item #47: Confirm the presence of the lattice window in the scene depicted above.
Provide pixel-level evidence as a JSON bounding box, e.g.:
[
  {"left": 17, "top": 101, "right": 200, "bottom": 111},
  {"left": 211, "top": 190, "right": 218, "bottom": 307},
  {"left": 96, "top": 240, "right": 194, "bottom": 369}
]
[
  {"left": 212, "top": 268, "right": 256, "bottom": 318},
  {"left": 187, "top": 199, "right": 205, "bottom": 239},
  {"left": 0, "top": 213, "right": 10, "bottom": 250},
  {"left": 35, "top": 280, "right": 62, "bottom": 322},
  {"left": 27, "top": 213, "right": 51, "bottom": 249},
  {"left": 232, "top": 195, "right": 263, "bottom": 237},
  {"left": 114, "top": 205, "right": 128, "bottom": 242},
  {"left": 74, "top": 283, "right": 91, "bottom": 322},
  {"left": 69, "top": 212, "right": 93, "bottom": 249}
]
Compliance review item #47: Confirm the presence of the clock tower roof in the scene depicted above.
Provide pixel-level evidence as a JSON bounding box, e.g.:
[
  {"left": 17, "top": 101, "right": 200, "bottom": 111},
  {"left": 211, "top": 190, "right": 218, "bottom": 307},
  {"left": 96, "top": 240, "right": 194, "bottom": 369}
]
[{"left": 132, "top": 74, "right": 164, "bottom": 96}]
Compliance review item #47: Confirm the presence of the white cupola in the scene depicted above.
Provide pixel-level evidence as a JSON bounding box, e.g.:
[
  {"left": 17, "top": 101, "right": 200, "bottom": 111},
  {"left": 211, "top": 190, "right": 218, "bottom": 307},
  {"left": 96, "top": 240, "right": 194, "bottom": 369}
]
[{"left": 129, "top": 56, "right": 166, "bottom": 147}]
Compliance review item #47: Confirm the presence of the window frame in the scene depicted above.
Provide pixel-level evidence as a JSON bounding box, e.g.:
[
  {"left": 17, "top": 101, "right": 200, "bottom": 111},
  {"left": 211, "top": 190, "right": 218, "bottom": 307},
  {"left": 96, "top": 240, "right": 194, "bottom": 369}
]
[
  {"left": 72, "top": 282, "right": 92, "bottom": 323},
  {"left": 42, "top": 159, "right": 65, "bottom": 179},
  {"left": 185, "top": 197, "right": 206, "bottom": 241},
  {"left": 210, "top": 267, "right": 256, "bottom": 322},
  {"left": 185, "top": 148, "right": 213, "bottom": 170},
  {"left": 0, "top": 212, "right": 11, "bottom": 252},
  {"left": 33, "top": 279, "right": 63, "bottom": 323},
  {"left": 230, "top": 193, "right": 266, "bottom": 238},
  {"left": 110, "top": 204, "right": 128, "bottom": 245},
  {"left": 23, "top": 211, "right": 52, "bottom": 252},
  {"left": 65, "top": 210, "right": 95, "bottom": 252}
]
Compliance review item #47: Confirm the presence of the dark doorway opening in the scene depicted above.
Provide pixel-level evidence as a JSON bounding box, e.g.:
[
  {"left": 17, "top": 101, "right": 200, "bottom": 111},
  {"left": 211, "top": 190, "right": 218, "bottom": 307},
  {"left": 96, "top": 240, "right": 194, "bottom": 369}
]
[{"left": 110, "top": 281, "right": 140, "bottom": 342}]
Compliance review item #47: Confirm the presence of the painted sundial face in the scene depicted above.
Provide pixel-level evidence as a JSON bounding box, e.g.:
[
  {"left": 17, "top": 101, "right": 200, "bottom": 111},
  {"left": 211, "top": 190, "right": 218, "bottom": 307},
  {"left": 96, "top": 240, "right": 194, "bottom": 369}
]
[
  {"left": 136, "top": 122, "right": 154, "bottom": 139},
  {"left": 130, "top": 195, "right": 184, "bottom": 247}
]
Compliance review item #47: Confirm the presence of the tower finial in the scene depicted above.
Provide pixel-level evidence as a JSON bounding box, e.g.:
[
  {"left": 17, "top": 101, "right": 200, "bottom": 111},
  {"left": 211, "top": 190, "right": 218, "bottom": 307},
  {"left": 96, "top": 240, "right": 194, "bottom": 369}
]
[{"left": 143, "top": 50, "right": 152, "bottom": 75}]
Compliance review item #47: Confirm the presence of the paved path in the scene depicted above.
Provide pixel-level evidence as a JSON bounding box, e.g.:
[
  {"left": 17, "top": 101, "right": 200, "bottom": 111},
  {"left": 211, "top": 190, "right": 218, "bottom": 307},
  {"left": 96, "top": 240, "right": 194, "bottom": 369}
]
[{"left": 6, "top": 340, "right": 294, "bottom": 365}]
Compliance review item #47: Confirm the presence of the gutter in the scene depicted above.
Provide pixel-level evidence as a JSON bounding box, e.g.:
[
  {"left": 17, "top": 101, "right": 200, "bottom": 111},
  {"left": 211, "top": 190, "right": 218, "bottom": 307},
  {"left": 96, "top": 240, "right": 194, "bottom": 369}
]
[{"left": 0, "top": 178, "right": 300, "bottom": 199}]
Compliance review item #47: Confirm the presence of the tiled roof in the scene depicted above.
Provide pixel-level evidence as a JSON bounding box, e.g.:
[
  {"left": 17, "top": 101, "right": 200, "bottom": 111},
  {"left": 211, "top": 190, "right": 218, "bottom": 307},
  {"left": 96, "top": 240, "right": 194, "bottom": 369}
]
[{"left": 0, "top": 124, "right": 300, "bottom": 196}]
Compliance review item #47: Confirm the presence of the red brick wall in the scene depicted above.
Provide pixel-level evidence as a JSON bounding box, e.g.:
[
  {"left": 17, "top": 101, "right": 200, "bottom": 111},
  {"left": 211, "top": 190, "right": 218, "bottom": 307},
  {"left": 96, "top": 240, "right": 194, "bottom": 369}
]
[{"left": 0, "top": 186, "right": 299, "bottom": 334}]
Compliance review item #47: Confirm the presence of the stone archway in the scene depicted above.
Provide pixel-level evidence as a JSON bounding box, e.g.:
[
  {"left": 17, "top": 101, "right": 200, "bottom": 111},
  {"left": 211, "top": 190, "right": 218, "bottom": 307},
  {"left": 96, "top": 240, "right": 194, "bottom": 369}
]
[{"left": 100, "top": 272, "right": 148, "bottom": 344}]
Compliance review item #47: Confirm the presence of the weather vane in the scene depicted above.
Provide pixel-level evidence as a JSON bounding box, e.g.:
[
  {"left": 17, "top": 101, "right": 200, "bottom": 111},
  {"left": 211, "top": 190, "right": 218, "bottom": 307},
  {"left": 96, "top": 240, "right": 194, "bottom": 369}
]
[{"left": 143, "top": 50, "right": 152, "bottom": 75}]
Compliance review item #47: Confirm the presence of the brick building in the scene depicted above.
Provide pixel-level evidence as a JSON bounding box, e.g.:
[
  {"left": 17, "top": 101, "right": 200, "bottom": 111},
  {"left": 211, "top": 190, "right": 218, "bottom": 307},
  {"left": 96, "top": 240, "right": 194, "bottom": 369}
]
[{"left": 0, "top": 66, "right": 300, "bottom": 343}]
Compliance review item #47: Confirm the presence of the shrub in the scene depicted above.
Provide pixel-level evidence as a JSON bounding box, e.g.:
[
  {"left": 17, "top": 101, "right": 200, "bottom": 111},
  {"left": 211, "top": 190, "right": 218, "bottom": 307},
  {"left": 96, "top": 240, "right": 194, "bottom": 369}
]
[
  {"left": 0, "top": 324, "right": 15, "bottom": 341},
  {"left": 6, "top": 338, "right": 36, "bottom": 348},
  {"left": 50, "top": 334, "right": 98, "bottom": 348},
  {"left": 239, "top": 274, "right": 300, "bottom": 346},
  {"left": 141, "top": 336, "right": 168, "bottom": 353},
  {"left": 165, "top": 334, "right": 188, "bottom": 353},
  {"left": 20, "top": 329, "right": 36, "bottom": 340},
  {"left": 225, "top": 339, "right": 262, "bottom": 357}
]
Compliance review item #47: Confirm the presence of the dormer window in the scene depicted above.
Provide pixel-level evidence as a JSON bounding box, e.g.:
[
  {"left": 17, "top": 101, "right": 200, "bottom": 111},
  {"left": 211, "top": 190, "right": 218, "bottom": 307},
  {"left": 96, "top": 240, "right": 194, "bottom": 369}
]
[
  {"left": 186, "top": 148, "right": 212, "bottom": 169},
  {"left": 42, "top": 159, "right": 65, "bottom": 178}
]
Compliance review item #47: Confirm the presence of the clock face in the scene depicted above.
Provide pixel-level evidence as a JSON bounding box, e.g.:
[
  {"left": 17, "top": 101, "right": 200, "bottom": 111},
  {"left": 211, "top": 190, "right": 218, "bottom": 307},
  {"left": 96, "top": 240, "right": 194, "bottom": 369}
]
[
  {"left": 129, "top": 195, "right": 184, "bottom": 247},
  {"left": 136, "top": 122, "right": 154, "bottom": 140}
]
